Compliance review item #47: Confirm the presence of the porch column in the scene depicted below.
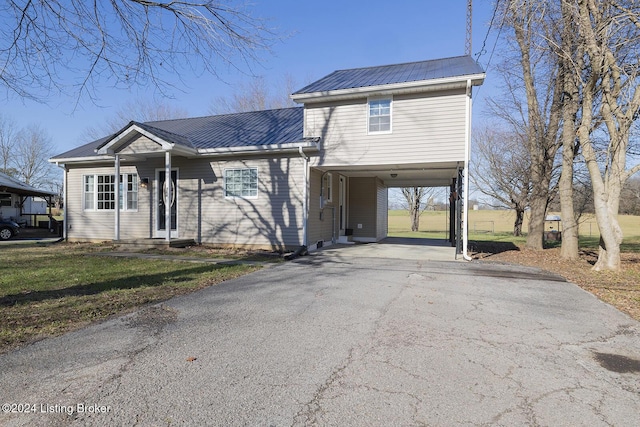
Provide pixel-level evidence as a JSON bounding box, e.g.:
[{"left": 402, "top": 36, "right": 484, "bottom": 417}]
[
  {"left": 114, "top": 154, "right": 120, "bottom": 241},
  {"left": 165, "top": 151, "right": 172, "bottom": 243}
]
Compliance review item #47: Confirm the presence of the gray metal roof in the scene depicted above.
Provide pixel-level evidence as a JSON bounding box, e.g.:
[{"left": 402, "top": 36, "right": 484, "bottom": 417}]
[
  {"left": 146, "top": 107, "right": 304, "bottom": 150},
  {"left": 53, "top": 107, "right": 304, "bottom": 160},
  {"left": 293, "top": 55, "right": 484, "bottom": 95},
  {"left": 0, "top": 171, "right": 56, "bottom": 197}
]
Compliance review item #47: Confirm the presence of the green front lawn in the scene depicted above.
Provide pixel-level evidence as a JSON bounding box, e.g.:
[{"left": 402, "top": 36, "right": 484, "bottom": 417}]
[{"left": 0, "top": 243, "right": 260, "bottom": 353}]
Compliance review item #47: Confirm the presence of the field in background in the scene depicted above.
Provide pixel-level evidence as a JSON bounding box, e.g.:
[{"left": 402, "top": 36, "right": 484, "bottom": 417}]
[{"left": 388, "top": 209, "right": 640, "bottom": 243}]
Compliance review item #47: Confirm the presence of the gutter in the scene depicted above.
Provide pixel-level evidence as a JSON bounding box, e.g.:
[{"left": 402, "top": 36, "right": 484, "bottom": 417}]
[{"left": 291, "top": 73, "right": 486, "bottom": 104}]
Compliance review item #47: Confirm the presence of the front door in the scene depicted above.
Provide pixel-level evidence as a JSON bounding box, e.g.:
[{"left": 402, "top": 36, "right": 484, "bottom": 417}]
[{"left": 156, "top": 169, "right": 178, "bottom": 238}]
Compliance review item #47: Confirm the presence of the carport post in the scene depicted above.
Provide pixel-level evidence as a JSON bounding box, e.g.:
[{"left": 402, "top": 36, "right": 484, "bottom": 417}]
[{"left": 462, "top": 78, "right": 473, "bottom": 260}]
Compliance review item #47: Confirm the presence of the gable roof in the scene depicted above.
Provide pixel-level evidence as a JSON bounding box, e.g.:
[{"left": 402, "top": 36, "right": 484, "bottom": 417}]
[
  {"left": 52, "top": 107, "right": 307, "bottom": 162},
  {"left": 291, "top": 55, "right": 485, "bottom": 101},
  {"left": 0, "top": 171, "right": 56, "bottom": 197}
]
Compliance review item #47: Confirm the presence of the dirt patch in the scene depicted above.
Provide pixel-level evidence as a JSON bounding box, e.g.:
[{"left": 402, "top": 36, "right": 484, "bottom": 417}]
[{"left": 471, "top": 242, "right": 640, "bottom": 321}]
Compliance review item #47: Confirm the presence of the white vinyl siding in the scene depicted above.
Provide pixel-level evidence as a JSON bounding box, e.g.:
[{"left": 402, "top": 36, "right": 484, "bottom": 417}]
[
  {"left": 68, "top": 166, "right": 147, "bottom": 241},
  {"left": 304, "top": 89, "right": 467, "bottom": 168}
]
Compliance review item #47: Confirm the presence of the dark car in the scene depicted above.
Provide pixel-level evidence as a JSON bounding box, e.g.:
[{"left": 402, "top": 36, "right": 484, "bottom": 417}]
[{"left": 0, "top": 218, "right": 20, "bottom": 240}]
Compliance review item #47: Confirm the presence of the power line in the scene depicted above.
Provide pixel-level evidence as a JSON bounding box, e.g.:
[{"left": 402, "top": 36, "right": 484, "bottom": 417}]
[{"left": 475, "top": 0, "right": 504, "bottom": 66}]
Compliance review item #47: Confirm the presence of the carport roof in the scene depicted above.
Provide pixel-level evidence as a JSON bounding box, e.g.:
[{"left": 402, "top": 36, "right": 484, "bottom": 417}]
[{"left": 0, "top": 171, "right": 56, "bottom": 197}]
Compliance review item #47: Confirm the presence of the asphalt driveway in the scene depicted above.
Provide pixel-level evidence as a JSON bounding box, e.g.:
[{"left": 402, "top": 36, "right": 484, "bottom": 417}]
[{"left": 1, "top": 252, "right": 639, "bottom": 426}]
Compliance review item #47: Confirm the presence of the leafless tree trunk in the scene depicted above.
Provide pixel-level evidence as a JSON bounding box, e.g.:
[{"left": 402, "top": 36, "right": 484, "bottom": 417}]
[
  {"left": 401, "top": 187, "right": 431, "bottom": 232},
  {"left": 574, "top": 0, "right": 640, "bottom": 271},
  {"left": 557, "top": 0, "right": 582, "bottom": 260},
  {"left": 472, "top": 126, "right": 531, "bottom": 236},
  {"left": 507, "top": 0, "right": 564, "bottom": 250},
  {"left": 0, "top": 1, "right": 276, "bottom": 103}
]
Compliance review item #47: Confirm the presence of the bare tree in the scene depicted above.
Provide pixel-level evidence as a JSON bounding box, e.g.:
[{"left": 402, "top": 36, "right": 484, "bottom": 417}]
[
  {"left": 398, "top": 187, "right": 437, "bottom": 232},
  {"left": 500, "top": 0, "right": 564, "bottom": 250},
  {"left": 0, "top": 1, "right": 276, "bottom": 102},
  {"left": 620, "top": 176, "right": 640, "bottom": 215},
  {"left": 83, "top": 99, "right": 190, "bottom": 140},
  {"left": 572, "top": 0, "right": 640, "bottom": 271},
  {"left": 14, "top": 124, "right": 57, "bottom": 188},
  {"left": 554, "top": 0, "right": 583, "bottom": 260},
  {"left": 0, "top": 114, "right": 17, "bottom": 174},
  {"left": 472, "top": 126, "right": 531, "bottom": 236},
  {"left": 210, "top": 74, "right": 299, "bottom": 114}
]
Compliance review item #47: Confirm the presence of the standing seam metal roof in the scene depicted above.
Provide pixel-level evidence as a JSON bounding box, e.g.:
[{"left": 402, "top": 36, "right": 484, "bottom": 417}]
[
  {"left": 293, "top": 55, "right": 484, "bottom": 94},
  {"left": 52, "top": 107, "right": 304, "bottom": 160}
]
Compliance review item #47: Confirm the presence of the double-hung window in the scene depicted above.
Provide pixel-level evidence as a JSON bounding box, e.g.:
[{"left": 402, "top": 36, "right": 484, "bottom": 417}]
[
  {"left": 83, "top": 173, "right": 138, "bottom": 211},
  {"left": 224, "top": 168, "right": 258, "bottom": 198},
  {"left": 368, "top": 98, "right": 392, "bottom": 133}
]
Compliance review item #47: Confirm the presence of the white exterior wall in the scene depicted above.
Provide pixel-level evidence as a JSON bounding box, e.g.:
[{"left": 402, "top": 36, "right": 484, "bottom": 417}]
[
  {"left": 65, "top": 154, "right": 306, "bottom": 249},
  {"left": 197, "top": 155, "right": 306, "bottom": 249},
  {"left": 304, "top": 89, "right": 467, "bottom": 167},
  {"left": 66, "top": 164, "right": 149, "bottom": 241}
]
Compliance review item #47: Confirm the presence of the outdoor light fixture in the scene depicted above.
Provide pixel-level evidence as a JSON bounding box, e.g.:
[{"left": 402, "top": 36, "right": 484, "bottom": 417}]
[
  {"left": 140, "top": 177, "right": 150, "bottom": 189},
  {"left": 390, "top": 173, "right": 398, "bottom": 178}
]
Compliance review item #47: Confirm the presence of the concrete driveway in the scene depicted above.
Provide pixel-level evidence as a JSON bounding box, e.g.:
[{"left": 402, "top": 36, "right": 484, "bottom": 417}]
[{"left": 1, "top": 252, "right": 639, "bottom": 426}]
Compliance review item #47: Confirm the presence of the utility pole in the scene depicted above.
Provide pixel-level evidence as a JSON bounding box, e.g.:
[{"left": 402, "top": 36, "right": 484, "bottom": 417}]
[{"left": 466, "top": 0, "right": 472, "bottom": 55}]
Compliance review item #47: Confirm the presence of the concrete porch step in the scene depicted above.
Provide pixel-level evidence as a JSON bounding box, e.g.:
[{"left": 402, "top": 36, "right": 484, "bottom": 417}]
[{"left": 337, "top": 235, "right": 355, "bottom": 245}]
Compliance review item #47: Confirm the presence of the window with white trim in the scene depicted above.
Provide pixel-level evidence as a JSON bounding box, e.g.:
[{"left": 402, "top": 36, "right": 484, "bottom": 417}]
[
  {"left": 368, "top": 98, "right": 392, "bottom": 133},
  {"left": 121, "top": 174, "right": 138, "bottom": 210},
  {"left": 323, "top": 173, "right": 332, "bottom": 202},
  {"left": 224, "top": 168, "right": 258, "bottom": 198},
  {"left": 83, "top": 174, "right": 138, "bottom": 211}
]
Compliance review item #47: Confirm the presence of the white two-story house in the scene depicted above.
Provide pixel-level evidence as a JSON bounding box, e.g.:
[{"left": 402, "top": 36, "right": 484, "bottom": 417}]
[{"left": 50, "top": 55, "right": 485, "bottom": 256}]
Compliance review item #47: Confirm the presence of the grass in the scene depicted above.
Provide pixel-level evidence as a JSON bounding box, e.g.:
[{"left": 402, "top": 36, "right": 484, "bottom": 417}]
[
  {"left": 388, "top": 209, "right": 640, "bottom": 242},
  {"left": 0, "top": 243, "right": 261, "bottom": 354}
]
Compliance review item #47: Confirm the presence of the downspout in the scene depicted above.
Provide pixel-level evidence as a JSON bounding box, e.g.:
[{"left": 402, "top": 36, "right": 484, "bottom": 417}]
[
  {"left": 463, "top": 79, "right": 473, "bottom": 261},
  {"left": 298, "top": 146, "right": 309, "bottom": 248}
]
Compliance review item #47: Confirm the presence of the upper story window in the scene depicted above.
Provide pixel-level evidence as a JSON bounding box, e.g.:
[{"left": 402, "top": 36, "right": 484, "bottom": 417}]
[
  {"left": 225, "top": 168, "right": 258, "bottom": 198},
  {"left": 368, "top": 98, "right": 392, "bottom": 133},
  {"left": 83, "top": 174, "right": 138, "bottom": 211}
]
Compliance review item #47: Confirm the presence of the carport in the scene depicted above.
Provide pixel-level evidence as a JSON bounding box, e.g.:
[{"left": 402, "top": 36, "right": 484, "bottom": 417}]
[
  {"left": 311, "top": 162, "right": 468, "bottom": 259},
  {"left": 0, "top": 172, "right": 58, "bottom": 232}
]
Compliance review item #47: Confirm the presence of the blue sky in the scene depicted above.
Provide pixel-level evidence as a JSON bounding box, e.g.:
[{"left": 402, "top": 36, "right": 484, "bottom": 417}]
[{"left": 2, "top": 0, "right": 499, "bottom": 155}]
